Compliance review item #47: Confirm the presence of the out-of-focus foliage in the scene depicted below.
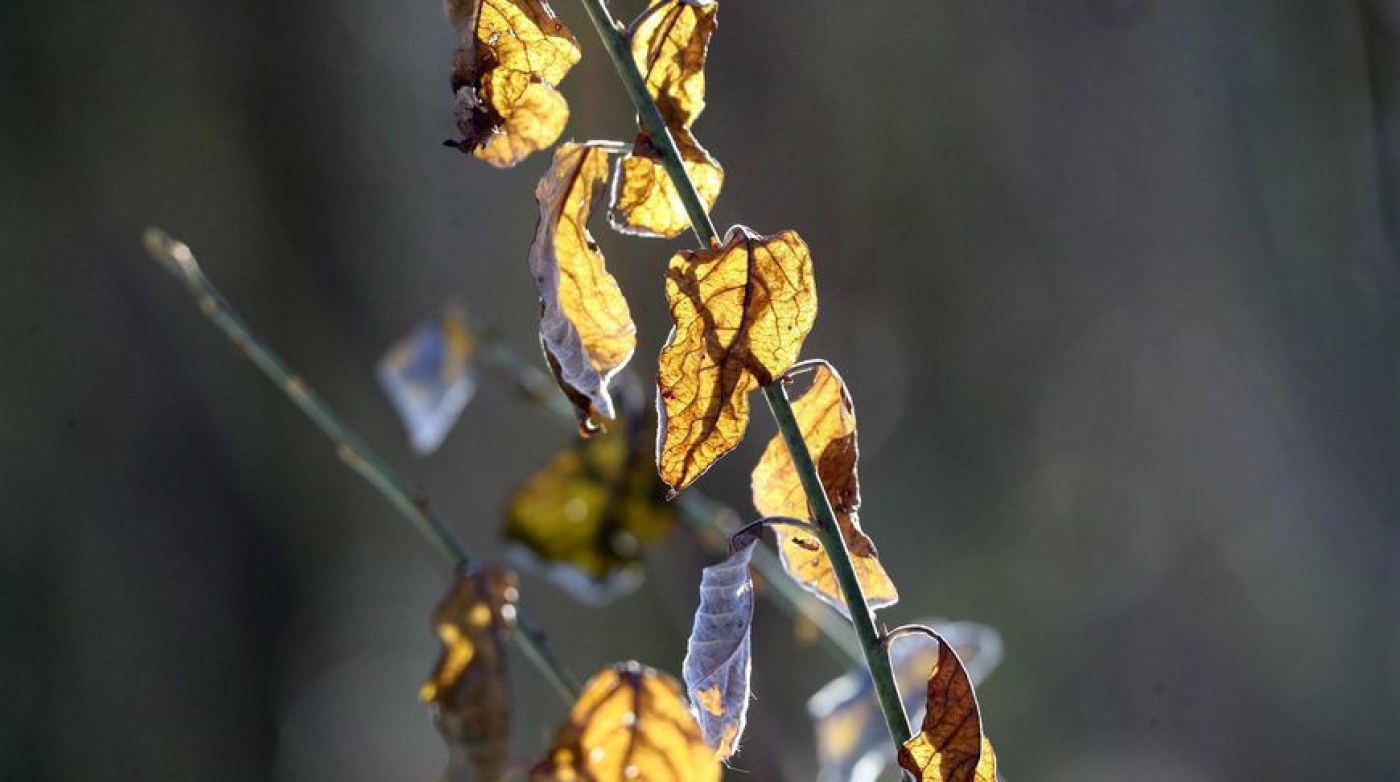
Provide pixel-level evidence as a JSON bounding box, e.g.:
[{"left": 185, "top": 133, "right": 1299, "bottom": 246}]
[
  {"left": 809, "top": 621, "right": 1003, "bottom": 782},
  {"left": 443, "top": 0, "right": 580, "bottom": 167},
  {"left": 531, "top": 662, "right": 721, "bottom": 782},
  {"left": 610, "top": 0, "right": 722, "bottom": 238},
  {"left": 656, "top": 227, "right": 817, "bottom": 493},
  {"left": 681, "top": 528, "right": 758, "bottom": 760},
  {"left": 530, "top": 142, "right": 637, "bottom": 434},
  {"left": 420, "top": 567, "right": 519, "bottom": 782},
  {"left": 899, "top": 634, "right": 997, "bottom": 782},
  {"left": 751, "top": 365, "right": 898, "bottom": 615},
  {"left": 377, "top": 306, "right": 478, "bottom": 454},
  {"left": 503, "top": 404, "right": 677, "bottom": 603}
]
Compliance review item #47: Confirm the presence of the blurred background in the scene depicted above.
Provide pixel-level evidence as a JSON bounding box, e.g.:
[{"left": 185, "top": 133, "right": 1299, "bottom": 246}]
[{"left": 3, "top": 0, "right": 1397, "bottom": 779}]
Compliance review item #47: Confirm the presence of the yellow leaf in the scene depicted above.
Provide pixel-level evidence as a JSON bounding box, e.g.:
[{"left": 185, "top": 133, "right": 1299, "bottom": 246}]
[
  {"left": 531, "top": 143, "right": 637, "bottom": 432},
  {"left": 609, "top": 130, "right": 723, "bottom": 240},
  {"left": 898, "top": 637, "right": 997, "bottom": 782},
  {"left": 750, "top": 365, "right": 898, "bottom": 616},
  {"left": 531, "top": 662, "right": 721, "bottom": 782},
  {"left": 504, "top": 408, "right": 677, "bottom": 603},
  {"left": 420, "top": 567, "right": 519, "bottom": 782},
  {"left": 631, "top": 0, "right": 717, "bottom": 130},
  {"left": 444, "top": 0, "right": 581, "bottom": 167},
  {"left": 656, "top": 227, "right": 818, "bottom": 493}
]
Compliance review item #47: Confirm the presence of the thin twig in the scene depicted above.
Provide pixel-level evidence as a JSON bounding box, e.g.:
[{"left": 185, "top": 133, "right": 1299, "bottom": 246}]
[
  {"left": 141, "top": 228, "right": 581, "bottom": 704},
  {"left": 881, "top": 623, "right": 942, "bottom": 648},
  {"left": 573, "top": 0, "right": 913, "bottom": 749}
]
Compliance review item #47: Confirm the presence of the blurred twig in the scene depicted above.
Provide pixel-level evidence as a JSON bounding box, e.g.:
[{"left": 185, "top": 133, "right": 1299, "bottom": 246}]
[{"left": 141, "top": 228, "right": 582, "bottom": 704}]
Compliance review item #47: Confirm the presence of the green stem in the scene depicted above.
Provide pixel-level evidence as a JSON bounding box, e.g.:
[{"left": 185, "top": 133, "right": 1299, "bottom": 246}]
[
  {"left": 574, "top": 0, "right": 912, "bottom": 750},
  {"left": 141, "top": 229, "right": 581, "bottom": 705}
]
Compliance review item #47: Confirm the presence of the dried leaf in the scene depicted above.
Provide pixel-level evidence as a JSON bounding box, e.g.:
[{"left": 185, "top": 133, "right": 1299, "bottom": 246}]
[
  {"left": 808, "top": 621, "right": 1003, "bottom": 782},
  {"left": 610, "top": 130, "right": 723, "bottom": 239},
  {"left": 898, "top": 635, "right": 997, "bottom": 782},
  {"left": 631, "top": 0, "right": 717, "bottom": 129},
  {"left": 656, "top": 226, "right": 818, "bottom": 494},
  {"left": 504, "top": 407, "right": 677, "bottom": 603},
  {"left": 444, "top": 0, "right": 581, "bottom": 167},
  {"left": 750, "top": 365, "right": 897, "bottom": 615},
  {"left": 531, "top": 142, "right": 637, "bottom": 432},
  {"left": 377, "top": 306, "right": 477, "bottom": 455},
  {"left": 531, "top": 662, "right": 721, "bottom": 782},
  {"left": 420, "top": 567, "right": 519, "bottom": 782},
  {"left": 608, "top": 0, "right": 723, "bottom": 238},
  {"left": 681, "top": 530, "right": 757, "bottom": 760}
]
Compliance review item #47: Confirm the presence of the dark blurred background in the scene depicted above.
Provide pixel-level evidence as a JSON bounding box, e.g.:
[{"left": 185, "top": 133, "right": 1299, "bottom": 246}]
[{"left": 3, "top": 0, "right": 1398, "bottom": 779}]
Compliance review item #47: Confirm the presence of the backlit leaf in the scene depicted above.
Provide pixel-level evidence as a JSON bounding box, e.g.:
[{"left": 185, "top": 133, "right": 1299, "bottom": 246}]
[
  {"left": 377, "top": 306, "right": 477, "bottom": 455},
  {"left": 531, "top": 662, "right": 721, "bottom": 782},
  {"left": 609, "top": 0, "right": 723, "bottom": 238},
  {"left": 808, "top": 620, "right": 1003, "bottom": 782},
  {"left": 631, "top": 0, "right": 717, "bottom": 129},
  {"left": 750, "top": 365, "right": 897, "bottom": 615},
  {"left": 610, "top": 130, "right": 723, "bottom": 239},
  {"left": 531, "top": 142, "right": 637, "bottom": 433},
  {"left": 504, "top": 406, "right": 677, "bottom": 603},
  {"left": 898, "top": 634, "right": 997, "bottom": 782},
  {"left": 656, "top": 226, "right": 818, "bottom": 494},
  {"left": 681, "top": 528, "right": 758, "bottom": 760},
  {"left": 420, "top": 567, "right": 519, "bottom": 782},
  {"left": 444, "top": 0, "right": 581, "bottom": 167}
]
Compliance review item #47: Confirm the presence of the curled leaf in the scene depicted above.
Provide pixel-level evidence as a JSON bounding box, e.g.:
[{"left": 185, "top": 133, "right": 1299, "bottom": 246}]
[
  {"left": 656, "top": 226, "right": 818, "bottom": 494},
  {"left": 750, "top": 365, "right": 897, "bottom": 615},
  {"left": 808, "top": 621, "right": 1003, "bottom": 782},
  {"left": 531, "top": 662, "right": 721, "bottom": 782},
  {"left": 898, "top": 634, "right": 997, "bottom": 782},
  {"left": 609, "top": 0, "right": 723, "bottom": 238},
  {"left": 610, "top": 130, "right": 724, "bottom": 239},
  {"left": 444, "top": 0, "right": 581, "bottom": 167},
  {"left": 420, "top": 567, "right": 519, "bottom": 782},
  {"left": 531, "top": 142, "right": 637, "bottom": 433},
  {"left": 681, "top": 529, "right": 757, "bottom": 760},
  {"left": 504, "top": 405, "right": 677, "bottom": 603},
  {"left": 377, "top": 306, "right": 477, "bottom": 455}
]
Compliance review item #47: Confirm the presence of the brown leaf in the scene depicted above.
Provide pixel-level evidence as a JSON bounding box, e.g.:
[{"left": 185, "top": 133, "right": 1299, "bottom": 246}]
[
  {"left": 531, "top": 143, "right": 637, "bottom": 432},
  {"left": 608, "top": 0, "right": 723, "bottom": 238},
  {"left": 504, "top": 407, "right": 677, "bottom": 603},
  {"left": 609, "top": 130, "right": 724, "bottom": 239},
  {"left": 420, "top": 567, "right": 519, "bottom": 782},
  {"left": 531, "top": 662, "right": 721, "bottom": 782},
  {"left": 631, "top": 0, "right": 717, "bottom": 130},
  {"left": 656, "top": 226, "right": 818, "bottom": 494},
  {"left": 898, "top": 637, "right": 997, "bottom": 782},
  {"left": 444, "top": 0, "right": 581, "bottom": 167},
  {"left": 750, "top": 365, "right": 898, "bottom": 616}
]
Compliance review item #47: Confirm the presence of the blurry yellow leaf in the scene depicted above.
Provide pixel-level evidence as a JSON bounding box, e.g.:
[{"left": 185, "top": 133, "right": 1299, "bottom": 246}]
[
  {"left": 531, "top": 662, "right": 721, "bottom": 782},
  {"left": 809, "top": 620, "right": 1003, "bottom": 782},
  {"left": 656, "top": 227, "right": 817, "bottom": 493},
  {"left": 681, "top": 530, "right": 757, "bottom": 760},
  {"left": 610, "top": 130, "right": 723, "bottom": 239},
  {"left": 631, "top": 0, "right": 717, "bottom": 130},
  {"left": 898, "top": 635, "right": 996, "bottom": 782},
  {"left": 750, "top": 365, "right": 898, "bottom": 615},
  {"left": 531, "top": 142, "right": 637, "bottom": 433},
  {"left": 444, "top": 0, "right": 581, "bottom": 167},
  {"left": 420, "top": 567, "right": 519, "bottom": 782},
  {"left": 377, "top": 305, "right": 477, "bottom": 455},
  {"left": 504, "top": 407, "right": 677, "bottom": 603}
]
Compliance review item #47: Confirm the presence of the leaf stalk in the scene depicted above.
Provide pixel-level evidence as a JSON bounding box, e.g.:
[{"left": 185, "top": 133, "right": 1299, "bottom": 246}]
[
  {"left": 573, "top": 0, "right": 914, "bottom": 752},
  {"left": 141, "top": 228, "right": 581, "bottom": 705}
]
